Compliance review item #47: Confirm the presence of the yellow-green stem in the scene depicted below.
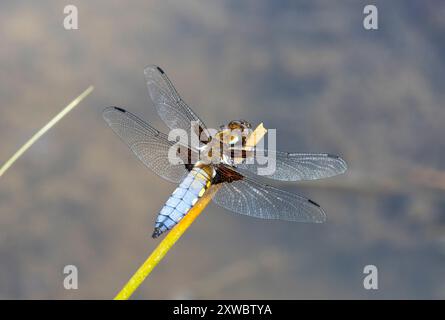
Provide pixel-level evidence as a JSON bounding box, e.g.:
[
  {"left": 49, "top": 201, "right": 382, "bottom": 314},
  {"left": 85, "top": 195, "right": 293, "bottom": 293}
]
[
  {"left": 0, "top": 86, "right": 94, "bottom": 178},
  {"left": 114, "top": 185, "right": 221, "bottom": 300}
]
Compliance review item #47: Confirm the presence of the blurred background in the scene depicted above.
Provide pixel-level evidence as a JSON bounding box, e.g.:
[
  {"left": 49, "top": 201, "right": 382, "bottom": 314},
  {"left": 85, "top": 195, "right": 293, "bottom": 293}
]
[{"left": 0, "top": 0, "right": 444, "bottom": 299}]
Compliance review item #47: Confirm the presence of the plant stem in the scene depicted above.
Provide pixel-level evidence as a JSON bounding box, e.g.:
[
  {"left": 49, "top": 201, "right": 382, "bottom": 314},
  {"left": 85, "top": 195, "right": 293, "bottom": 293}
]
[
  {"left": 114, "top": 184, "right": 221, "bottom": 300},
  {"left": 0, "top": 86, "right": 94, "bottom": 178}
]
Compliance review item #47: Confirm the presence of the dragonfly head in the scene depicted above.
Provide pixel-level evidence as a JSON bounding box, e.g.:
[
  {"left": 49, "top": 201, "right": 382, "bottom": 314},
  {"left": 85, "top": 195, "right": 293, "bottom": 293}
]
[
  {"left": 227, "top": 119, "right": 252, "bottom": 130},
  {"left": 218, "top": 120, "right": 252, "bottom": 145}
]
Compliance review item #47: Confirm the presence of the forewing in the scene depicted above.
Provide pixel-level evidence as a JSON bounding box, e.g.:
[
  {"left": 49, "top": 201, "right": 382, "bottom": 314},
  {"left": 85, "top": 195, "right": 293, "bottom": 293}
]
[
  {"left": 212, "top": 166, "right": 326, "bottom": 223},
  {"left": 144, "top": 65, "right": 209, "bottom": 144},
  {"left": 103, "top": 106, "right": 194, "bottom": 183},
  {"left": 236, "top": 151, "right": 347, "bottom": 181}
]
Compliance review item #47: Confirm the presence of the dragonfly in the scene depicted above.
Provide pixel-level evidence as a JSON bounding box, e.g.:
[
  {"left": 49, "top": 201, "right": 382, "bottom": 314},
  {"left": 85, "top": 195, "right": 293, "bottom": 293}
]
[{"left": 103, "top": 65, "right": 347, "bottom": 238}]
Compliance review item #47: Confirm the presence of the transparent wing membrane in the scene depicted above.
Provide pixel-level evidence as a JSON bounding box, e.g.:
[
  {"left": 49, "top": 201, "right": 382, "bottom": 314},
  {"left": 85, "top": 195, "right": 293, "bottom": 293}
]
[
  {"left": 102, "top": 107, "right": 193, "bottom": 183},
  {"left": 236, "top": 151, "right": 347, "bottom": 181},
  {"left": 144, "top": 65, "right": 209, "bottom": 145},
  {"left": 213, "top": 166, "right": 326, "bottom": 223}
]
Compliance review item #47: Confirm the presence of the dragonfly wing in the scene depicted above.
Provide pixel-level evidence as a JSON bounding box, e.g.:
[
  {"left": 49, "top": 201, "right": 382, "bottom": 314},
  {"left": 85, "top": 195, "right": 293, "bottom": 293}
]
[
  {"left": 103, "top": 106, "right": 194, "bottom": 183},
  {"left": 212, "top": 165, "right": 326, "bottom": 223},
  {"left": 144, "top": 65, "right": 209, "bottom": 144},
  {"left": 236, "top": 151, "right": 347, "bottom": 181}
]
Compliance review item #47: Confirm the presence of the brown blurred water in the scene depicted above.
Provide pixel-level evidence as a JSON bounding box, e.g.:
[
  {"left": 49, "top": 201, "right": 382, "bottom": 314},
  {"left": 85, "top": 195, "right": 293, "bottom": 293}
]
[{"left": 0, "top": 0, "right": 444, "bottom": 299}]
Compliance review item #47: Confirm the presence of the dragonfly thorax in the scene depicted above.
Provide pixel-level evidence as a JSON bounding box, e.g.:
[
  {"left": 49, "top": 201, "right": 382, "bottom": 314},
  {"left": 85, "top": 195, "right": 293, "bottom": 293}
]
[
  {"left": 216, "top": 119, "right": 252, "bottom": 147},
  {"left": 197, "top": 120, "right": 254, "bottom": 166}
]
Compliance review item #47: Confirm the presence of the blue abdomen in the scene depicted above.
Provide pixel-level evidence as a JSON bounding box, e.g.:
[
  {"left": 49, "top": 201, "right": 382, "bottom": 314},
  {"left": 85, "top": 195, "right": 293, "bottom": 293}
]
[{"left": 152, "top": 166, "right": 213, "bottom": 238}]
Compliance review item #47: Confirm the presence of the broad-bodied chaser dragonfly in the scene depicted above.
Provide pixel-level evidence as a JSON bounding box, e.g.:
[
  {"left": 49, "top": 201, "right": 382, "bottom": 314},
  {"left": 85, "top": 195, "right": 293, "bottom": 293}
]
[{"left": 103, "top": 65, "right": 347, "bottom": 238}]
